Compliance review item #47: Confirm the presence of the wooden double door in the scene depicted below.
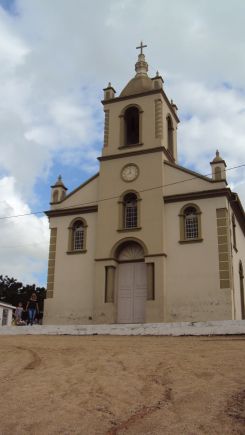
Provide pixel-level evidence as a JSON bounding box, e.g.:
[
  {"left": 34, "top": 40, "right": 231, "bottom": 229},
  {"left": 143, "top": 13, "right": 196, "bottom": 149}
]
[{"left": 117, "top": 262, "right": 147, "bottom": 324}]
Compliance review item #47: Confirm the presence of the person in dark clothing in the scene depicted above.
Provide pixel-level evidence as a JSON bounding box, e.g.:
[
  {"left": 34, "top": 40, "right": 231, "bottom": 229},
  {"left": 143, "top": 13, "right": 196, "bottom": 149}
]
[{"left": 26, "top": 293, "right": 39, "bottom": 325}]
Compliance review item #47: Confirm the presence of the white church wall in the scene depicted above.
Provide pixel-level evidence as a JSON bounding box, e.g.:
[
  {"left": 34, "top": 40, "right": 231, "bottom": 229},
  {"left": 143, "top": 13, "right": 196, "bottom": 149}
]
[
  {"left": 164, "top": 163, "right": 226, "bottom": 196},
  {"left": 52, "top": 175, "right": 99, "bottom": 210},
  {"left": 230, "top": 208, "right": 245, "bottom": 320},
  {"left": 95, "top": 151, "right": 166, "bottom": 259},
  {"left": 44, "top": 212, "right": 97, "bottom": 324},
  {"left": 145, "top": 256, "right": 166, "bottom": 322},
  {"left": 165, "top": 196, "right": 232, "bottom": 322}
]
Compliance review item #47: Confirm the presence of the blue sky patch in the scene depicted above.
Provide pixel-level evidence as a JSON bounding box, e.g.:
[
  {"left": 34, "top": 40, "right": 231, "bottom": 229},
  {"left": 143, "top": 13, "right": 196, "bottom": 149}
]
[
  {"left": 0, "top": 0, "right": 17, "bottom": 15},
  {"left": 222, "top": 81, "right": 233, "bottom": 90}
]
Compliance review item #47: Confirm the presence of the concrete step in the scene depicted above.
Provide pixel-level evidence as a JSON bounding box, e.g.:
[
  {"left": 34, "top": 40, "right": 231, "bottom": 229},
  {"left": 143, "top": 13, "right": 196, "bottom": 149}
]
[{"left": 0, "top": 320, "right": 245, "bottom": 335}]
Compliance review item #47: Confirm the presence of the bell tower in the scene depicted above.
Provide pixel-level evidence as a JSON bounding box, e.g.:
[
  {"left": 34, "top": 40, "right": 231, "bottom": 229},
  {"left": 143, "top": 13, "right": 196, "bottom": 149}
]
[
  {"left": 94, "top": 44, "right": 179, "bottom": 323},
  {"left": 101, "top": 42, "right": 179, "bottom": 161},
  {"left": 50, "top": 175, "right": 67, "bottom": 207}
]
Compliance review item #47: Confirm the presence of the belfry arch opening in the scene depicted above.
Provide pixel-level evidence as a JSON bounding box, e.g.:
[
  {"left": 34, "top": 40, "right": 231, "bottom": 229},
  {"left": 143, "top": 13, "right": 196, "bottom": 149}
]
[
  {"left": 124, "top": 106, "right": 139, "bottom": 145},
  {"left": 167, "top": 115, "right": 174, "bottom": 155}
]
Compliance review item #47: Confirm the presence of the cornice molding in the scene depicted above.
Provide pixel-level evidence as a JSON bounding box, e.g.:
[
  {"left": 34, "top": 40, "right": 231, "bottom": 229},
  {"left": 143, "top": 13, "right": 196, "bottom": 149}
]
[
  {"left": 45, "top": 205, "right": 98, "bottom": 218},
  {"left": 164, "top": 161, "right": 219, "bottom": 184},
  {"left": 62, "top": 173, "right": 99, "bottom": 202},
  {"left": 145, "top": 253, "right": 167, "bottom": 258},
  {"left": 164, "top": 188, "right": 245, "bottom": 236},
  {"left": 94, "top": 252, "right": 167, "bottom": 261},
  {"left": 164, "top": 188, "right": 230, "bottom": 203},
  {"left": 98, "top": 146, "right": 170, "bottom": 162},
  {"left": 101, "top": 88, "right": 180, "bottom": 123}
]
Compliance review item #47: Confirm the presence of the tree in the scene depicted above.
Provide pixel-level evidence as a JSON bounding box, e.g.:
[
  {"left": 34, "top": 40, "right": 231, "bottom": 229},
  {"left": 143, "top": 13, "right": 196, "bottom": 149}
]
[
  {"left": 0, "top": 275, "right": 22, "bottom": 305},
  {"left": 0, "top": 275, "right": 46, "bottom": 312}
]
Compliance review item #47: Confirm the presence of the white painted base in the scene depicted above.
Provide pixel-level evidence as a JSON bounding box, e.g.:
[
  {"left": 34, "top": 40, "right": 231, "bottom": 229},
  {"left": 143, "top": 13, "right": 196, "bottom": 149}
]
[{"left": 0, "top": 320, "right": 245, "bottom": 336}]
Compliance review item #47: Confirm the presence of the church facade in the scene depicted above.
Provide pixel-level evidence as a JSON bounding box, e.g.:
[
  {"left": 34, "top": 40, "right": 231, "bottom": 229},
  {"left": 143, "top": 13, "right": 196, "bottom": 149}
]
[{"left": 44, "top": 46, "right": 245, "bottom": 325}]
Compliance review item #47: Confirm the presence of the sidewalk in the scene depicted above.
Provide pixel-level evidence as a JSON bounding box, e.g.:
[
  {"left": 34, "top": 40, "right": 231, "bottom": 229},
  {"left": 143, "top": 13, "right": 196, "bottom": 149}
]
[{"left": 0, "top": 320, "right": 245, "bottom": 335}]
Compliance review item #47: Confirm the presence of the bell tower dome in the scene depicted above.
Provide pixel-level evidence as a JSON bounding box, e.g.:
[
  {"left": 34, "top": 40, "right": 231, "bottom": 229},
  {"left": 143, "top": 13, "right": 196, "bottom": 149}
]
[{"left": 120, "top": 42, "right": 154, "bottom": 97}]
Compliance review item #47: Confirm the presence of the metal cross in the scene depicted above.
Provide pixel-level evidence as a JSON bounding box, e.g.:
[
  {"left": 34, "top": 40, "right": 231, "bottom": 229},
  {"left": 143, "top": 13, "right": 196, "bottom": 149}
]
[{"left": 136, "top": 41, "right": 147, "bottom": 55}]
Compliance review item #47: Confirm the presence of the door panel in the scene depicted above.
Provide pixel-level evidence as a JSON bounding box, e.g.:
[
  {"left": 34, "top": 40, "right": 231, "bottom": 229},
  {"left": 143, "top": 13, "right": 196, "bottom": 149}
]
[
  {"left": 117, "top": 262, "right": 147, "bottom": 323},
  {"left": 117, "top": 263, "right": 134, "bottom": 323},
  {"left": 133, "top": 263, "right": 147, "bottom": 323}
]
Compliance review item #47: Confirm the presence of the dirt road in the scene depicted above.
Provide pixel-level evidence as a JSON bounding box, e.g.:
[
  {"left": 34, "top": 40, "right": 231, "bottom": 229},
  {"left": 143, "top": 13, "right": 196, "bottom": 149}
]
[{"left": 0, "top": 335, "right": 244, "bottom": 434}]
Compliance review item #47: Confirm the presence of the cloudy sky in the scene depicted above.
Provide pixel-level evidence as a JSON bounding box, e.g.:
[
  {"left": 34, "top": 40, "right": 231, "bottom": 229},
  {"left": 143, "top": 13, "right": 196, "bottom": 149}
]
[{"left": 0, "top": 0, "right": 245, "bottom": 285}]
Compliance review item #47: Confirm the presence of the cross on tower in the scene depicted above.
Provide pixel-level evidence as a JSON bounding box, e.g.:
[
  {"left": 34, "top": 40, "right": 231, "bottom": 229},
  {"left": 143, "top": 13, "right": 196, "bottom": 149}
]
[{"left": 136, "top": 41, "right": 147, "bottom": 55}]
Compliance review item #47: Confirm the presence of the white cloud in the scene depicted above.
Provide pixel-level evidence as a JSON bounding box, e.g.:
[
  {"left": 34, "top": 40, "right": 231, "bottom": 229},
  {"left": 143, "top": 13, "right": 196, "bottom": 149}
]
[
  {"left": 0, "top": 7, "right": 29, "bottom": 69},
  {"left": 168, "top": 80, "right": 245, "bottom": 189},
  {"left": 0, "top": 176, "right": 49, "bottom": 284},
  {"left": 49, "top": 98, "right": 101, "bottom": 146}
]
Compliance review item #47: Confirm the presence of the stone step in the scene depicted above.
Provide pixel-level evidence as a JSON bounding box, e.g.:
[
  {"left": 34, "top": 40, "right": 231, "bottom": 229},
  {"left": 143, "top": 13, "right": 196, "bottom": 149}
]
[{"left": 0, "top": 320, "right": 245, "bottom": 335}]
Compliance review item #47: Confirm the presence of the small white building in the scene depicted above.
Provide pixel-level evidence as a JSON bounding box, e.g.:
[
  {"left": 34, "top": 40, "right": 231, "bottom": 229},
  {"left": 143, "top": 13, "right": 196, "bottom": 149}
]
[{"left": 0, "top": 302, "right": 15, "bottom": 326}]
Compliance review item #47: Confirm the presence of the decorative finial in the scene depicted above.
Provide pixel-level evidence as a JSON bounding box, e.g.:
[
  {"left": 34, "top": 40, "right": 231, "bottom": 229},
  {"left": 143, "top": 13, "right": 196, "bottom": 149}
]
[
  {"left": 156, "top": 71, "right": 159, "bottom": 77},
  {"left": 51, "top": 174, "right": 67, "bottom": 191},
  {"left": 216, "top": 150, "right": 220, "bottom": 157},
  {"left": 108, "top": 82, "right": 111, "bottom": 87},
  {"left": 135, "top": 41, "right": 148, "bottom": 76},
  {"left": 136, "top": 41, "right": 147, "bottom": 55}
]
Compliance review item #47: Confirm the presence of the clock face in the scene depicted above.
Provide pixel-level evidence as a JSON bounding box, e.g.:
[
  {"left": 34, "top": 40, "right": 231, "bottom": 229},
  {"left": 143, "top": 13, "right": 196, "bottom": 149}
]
[{"left": 121, "top": 164, "right": 139, "bottom": 182}]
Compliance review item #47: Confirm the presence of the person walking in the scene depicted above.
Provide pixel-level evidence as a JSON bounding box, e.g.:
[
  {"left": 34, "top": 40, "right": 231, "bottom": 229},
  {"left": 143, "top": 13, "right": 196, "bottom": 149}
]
[
  {"left": 14, "top": 302, "right": 24, "bottom": 325},
  {"left": 26, "top": 293, "right": 39, "bottom": 325}
]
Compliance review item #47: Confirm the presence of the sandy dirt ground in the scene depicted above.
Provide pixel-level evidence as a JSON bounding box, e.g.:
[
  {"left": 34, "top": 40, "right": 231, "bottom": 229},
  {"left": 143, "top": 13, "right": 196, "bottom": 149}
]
[{"left": 0, "top": 335, "right": 244, "bottom": 435}]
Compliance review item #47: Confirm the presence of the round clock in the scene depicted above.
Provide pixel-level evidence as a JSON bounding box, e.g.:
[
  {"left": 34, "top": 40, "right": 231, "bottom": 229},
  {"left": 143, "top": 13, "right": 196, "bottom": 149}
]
[{"left": 121, "top": 164, "right": 139, "bottom": 182}]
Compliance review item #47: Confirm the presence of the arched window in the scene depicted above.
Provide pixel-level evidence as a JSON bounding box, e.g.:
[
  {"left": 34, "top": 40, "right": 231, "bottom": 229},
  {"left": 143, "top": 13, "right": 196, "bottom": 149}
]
[
  {"left": 179, "top": 204, "right": 202, "bottom": 243},
  {"left": 73, "top": 221, "right": 85, "bottom": 250},
  {"left": 239, "top": 261, "right": 245, "bottom": 319},
  {"left": 52, "top": 190, "right": 59, "bottom": 203},
  {"left": 184, "top": 207, "right": 198, "bottom": 239},
  {"left": 167, "top": 115, "right": 174, "bottom": 155},
  {"left": 124, "top": 107, "right": 139, "bottom": 145},
  {"left": 118, "top": 191, "right": 141, "bottom": 231},
  {"left": 124, "top": 193, "right": 138, "bottom": 228},
  {"left": 67, "top": 218, "right": 87, "bottom": 253}
]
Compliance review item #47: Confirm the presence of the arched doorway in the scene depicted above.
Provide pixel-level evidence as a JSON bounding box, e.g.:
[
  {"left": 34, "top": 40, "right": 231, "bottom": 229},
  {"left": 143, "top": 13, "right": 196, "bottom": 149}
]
[{"left": 116, "top": 241, "right": 147, "bottom": 323}]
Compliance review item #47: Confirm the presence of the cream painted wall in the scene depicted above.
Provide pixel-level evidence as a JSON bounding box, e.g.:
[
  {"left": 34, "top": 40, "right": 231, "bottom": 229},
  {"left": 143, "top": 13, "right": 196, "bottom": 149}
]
[
  {"left": 95, "top": 151, "right": 166, "bottom": 259},
  {"left": 93, "top": 148, "right": 166, "bottom": 322},
  {"left": 44, "top": 212, "right": 97, "bottom": 325},
  {"left": 164, "top": 163, "right": 226, "bottom": 196},
  {"left": 230, "top": 207, "right": 245, "bottom": 319},
  {"left": 165, "top": 196, "right": 232, "bottom": 322},
  {"left": 51, "top": 175, "right": 99, "bottom": 210}
]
